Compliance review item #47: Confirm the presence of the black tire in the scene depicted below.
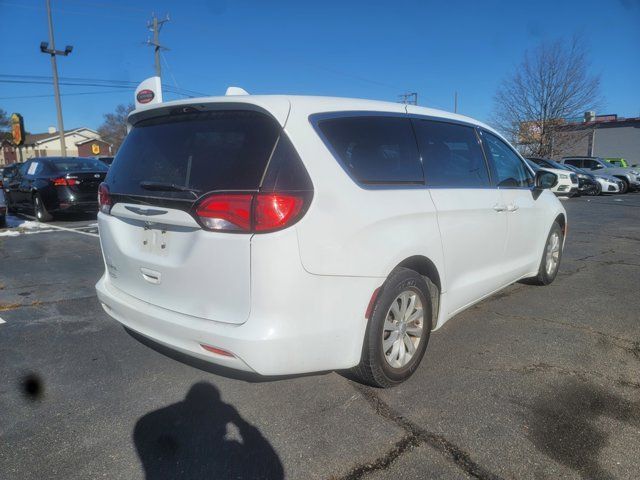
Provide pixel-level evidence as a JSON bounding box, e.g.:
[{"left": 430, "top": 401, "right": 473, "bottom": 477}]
[
  {"left": 529, "top": 222, "right": 563, "bottom": 286},
  {"left": 591, "top": 183, "right": 602, "bottom": 196},
  {"left": 6, "top": 194, "right": 16, "bottom": 214},
  {"left": 618, "top": 178, "right": 629, "bottom": 194},
  {"left": 33, "top": 194, "right": 53, "bottom": 222},
  {"left": 352, "top": 268, "right": 433, "bottom": 388}
]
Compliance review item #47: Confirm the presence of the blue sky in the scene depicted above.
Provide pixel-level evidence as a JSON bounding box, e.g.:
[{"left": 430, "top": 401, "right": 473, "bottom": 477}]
[{"left": 1, "top": 0, "right": 639, "bottom": 134}]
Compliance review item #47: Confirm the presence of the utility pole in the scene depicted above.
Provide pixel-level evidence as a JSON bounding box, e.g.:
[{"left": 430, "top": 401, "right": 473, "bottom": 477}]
[
  {"left": 146, "top": 13, "right": 170, "bottom": 79},
  {"left": 40, "top": 0, "right": 73, "bottom": 157},
  {"left": 398, "top": 92, "right": 418, "bottom": 106}
]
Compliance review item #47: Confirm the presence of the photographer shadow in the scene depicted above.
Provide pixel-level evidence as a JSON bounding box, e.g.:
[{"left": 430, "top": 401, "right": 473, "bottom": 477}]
[{"left": 134, "top": 382, "right": 284, "bottom": 480}]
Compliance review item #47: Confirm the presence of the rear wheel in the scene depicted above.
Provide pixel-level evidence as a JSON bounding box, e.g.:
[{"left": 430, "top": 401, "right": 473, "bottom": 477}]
[
  {"left": 352, "top": 268, "right": 433, "bottom": 388},
  {"left": 529, "top": 222, "right": 563, "bottom": 286},
  {"left": 33, "top": 194, "right": 53, "bottom": 222}
]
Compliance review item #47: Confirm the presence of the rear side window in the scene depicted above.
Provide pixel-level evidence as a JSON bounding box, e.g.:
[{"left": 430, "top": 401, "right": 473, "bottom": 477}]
[
  {"left": 317, "top": 116, "right": 423, "bottom": 184},
  {"left": 107, "top": 110, "right": 282, "bottom": 199},
  {"left": 412, "top": 120, "right": 490, "bottom": 187},
  {"left": 482, "top": 132, "right": 534, "bottom": 188},
  {"left": 564, "top": 159, "right": 582, "bottom": 168}
]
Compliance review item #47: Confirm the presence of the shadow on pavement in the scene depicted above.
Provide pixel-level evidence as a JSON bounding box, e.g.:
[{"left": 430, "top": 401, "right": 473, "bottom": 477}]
[
  {"left": 134, "top": 382, "right": 284, "bottom": 480},
  {"left": 519, "top": 379, "right": 640, "bottom": 479}
]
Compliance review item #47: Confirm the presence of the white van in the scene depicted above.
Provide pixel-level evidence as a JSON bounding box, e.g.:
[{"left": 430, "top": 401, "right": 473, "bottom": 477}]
[{"left": 96, "top": 94, "right": 566, "bottom": 387}]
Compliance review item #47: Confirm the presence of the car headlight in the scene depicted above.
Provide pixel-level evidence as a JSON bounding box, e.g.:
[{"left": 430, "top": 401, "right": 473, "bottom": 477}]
[{"left": 559, "top": 174, "right": 569, "bottom": 179}]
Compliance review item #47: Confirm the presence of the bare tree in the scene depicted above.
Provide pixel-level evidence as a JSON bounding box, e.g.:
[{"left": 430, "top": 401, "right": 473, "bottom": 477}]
[
  {"left": 98, "top": 103, "right": 134, "bottom": 153},
  {"left": 0, "top": 108, "right": 10, "bottom": 131},
  {"left": 492, "top": 37, "right": 602, "bottom": 158}
]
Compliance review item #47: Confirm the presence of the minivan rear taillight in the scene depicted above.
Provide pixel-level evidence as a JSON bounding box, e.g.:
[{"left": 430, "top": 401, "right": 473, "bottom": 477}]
[
  {"left": 98, "top": 183, "right": 113, "bottom": 214},
  {"left": 195, "top": 192, "right": 308, "bottom": 233}
]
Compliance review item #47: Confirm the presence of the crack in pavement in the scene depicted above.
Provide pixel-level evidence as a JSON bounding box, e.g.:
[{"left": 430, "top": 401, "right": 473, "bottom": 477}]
[{"left": 333, "top": 382, "right": 504, "bottom": 480}]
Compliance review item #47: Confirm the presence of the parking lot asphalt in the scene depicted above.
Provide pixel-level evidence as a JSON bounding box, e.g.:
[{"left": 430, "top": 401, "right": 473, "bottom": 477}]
[{"left": 1, "top": 195, "right": 639, "bottom": 480}]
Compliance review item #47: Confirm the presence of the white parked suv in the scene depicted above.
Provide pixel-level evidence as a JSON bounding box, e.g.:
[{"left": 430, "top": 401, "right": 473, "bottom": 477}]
[{"left": 96, "top": 93, "right": 566, "bottom": 387}]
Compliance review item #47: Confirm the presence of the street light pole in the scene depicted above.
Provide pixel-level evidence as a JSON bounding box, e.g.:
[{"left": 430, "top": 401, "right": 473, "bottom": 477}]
[{"left": 41, "top": 0, "right": 72, "bottom": 157}]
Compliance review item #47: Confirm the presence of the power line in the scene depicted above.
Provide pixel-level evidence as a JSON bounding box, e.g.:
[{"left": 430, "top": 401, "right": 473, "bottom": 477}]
[
  {"left": 0, "top": 74, "right": 209, "bottom": 97},
  {"left": 0, "top": 88, "right": 133, "bottom": 100}
]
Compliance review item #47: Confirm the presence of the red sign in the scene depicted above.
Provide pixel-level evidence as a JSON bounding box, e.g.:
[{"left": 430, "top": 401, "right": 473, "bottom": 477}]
[{"left": 136, "top": 89, "right": 155, "bottom": 104}]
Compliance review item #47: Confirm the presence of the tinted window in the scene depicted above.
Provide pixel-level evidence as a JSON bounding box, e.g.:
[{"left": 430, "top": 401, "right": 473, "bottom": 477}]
[
  {"left": 563, "top": 159, "right": 582, "bottom": 168},
  {"left": 582, "top": 159, "right": 598, "bottom": 169},
  {"left": 107, "top": 111, "right": 281, "bottom": 199},
  {"left": 482, "top": 132, "right": 534, "bottom": 188},
  {"left": 48, "top": 157, "right": 107, "bottom": 173},
  {"left": 317, "top": 116, "right": 423, "bottom": 184},
  {"left": 412, "top": 120, "right": 490, "bottom": 187},
  {"left": 260, "top": 134, "right": 313, "bottom": 192}
]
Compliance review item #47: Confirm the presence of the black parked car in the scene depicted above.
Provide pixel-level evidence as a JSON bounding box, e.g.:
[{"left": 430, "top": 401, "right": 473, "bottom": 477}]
[
  {"left": 4, "top": 157, "right": 108, "bottom": 221},
  {"left": 562, "top": 164, "right": 603, "bottom": 195},
  {"left": 1, "top": 163, "right": 23, "bottom": 193}
]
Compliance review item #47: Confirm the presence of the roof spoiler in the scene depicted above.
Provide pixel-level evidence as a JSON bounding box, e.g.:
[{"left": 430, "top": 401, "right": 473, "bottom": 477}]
[{"left": 135, "top": 76, "right": 163, "bottom": 109}]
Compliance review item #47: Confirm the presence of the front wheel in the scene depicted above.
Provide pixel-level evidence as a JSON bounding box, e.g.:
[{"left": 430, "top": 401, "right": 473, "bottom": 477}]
[
  {"left": 618, "top": 178, "right": 629, "bottom": 194},
  {"left": 33, "top": 194, "right": 53, "bottom": 222},
  {"left": 529, "top": 222, "right": 564, "bottom": 285},
  {"left": 352, "top": 268, "right": 433, "bottom": 388}
]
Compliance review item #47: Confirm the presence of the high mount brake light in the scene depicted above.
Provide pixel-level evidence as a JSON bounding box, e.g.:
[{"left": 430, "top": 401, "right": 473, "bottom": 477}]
[
  {"left": 98, "top": 183, "right": 113, "bottom": 214},
  {"left": 195, "top": 192, "right": 307, "bottom": 233},
  {"left": 52, "top": 177, "right": 77, "bottom": 186}
]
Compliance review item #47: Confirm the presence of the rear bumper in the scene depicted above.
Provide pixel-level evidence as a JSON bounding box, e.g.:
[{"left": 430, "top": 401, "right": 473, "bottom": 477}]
[
  {"left": 96, "top": 229, "right": 381, "bottom": 375},
  {"left": 54, "top": 200, "right": 98, "bottom": 213}
]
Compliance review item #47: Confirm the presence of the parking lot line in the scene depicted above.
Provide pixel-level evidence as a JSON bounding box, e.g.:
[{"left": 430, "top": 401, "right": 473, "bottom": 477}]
[{"left": 43, "top": 223, "right": 99, "bottom": 238}]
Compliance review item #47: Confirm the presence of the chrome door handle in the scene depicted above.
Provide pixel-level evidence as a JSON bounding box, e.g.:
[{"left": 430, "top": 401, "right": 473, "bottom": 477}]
[
  {"left": 493, "top": 204, "right": 507, "bottom": 212},
  {"left": 506, "top": 204, "right": 519, "bottom": 212}
]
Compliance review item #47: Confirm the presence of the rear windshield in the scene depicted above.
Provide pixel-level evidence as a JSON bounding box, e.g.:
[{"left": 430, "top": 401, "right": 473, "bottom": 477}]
[
  {"left": 49, "top": 158, "right": 109, "bottom": 173},
  {"left": 106, "top": 110, "right": 281, "bottom": 198}
]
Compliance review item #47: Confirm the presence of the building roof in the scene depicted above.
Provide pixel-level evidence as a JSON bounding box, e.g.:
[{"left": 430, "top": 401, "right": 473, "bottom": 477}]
[
  {"left": 24, "top": 127, "right": 99, "bottom": 145},
  {"left": 557, "top": 116, "right": 640, "bottom": 131}
]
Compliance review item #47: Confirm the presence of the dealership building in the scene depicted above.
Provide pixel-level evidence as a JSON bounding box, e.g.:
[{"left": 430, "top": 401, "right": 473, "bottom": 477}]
[
  {"left": 0, "top": 127, "right": 112, "bottom": 166},
  {"left": 551, "top": 113, "right": 640, "bottom": 163}
]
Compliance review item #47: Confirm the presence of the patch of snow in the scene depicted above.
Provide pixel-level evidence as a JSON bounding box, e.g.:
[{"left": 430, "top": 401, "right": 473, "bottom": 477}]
[{"left": 0, "top": 230, "right": 21, "bottom": 237}]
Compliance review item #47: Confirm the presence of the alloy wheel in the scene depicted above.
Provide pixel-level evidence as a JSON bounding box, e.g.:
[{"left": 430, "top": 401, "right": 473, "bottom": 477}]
[
  {"left": 382, "top": 290, "right": 424, "bottom": 369},
  {"left": 545, "top": 231, "right": 561, "bottom": 276}
]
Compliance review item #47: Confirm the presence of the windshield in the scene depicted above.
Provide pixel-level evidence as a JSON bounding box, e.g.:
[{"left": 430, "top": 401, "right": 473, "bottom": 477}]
[
  {"left": 599, "top": 159, "right": 616, "bottom": 168},
  {"left": 49, "top": 157, "right": 109, "bottom": 173},
  {"left": 106, "top": 110, "right": 281, "bottom": 199}
]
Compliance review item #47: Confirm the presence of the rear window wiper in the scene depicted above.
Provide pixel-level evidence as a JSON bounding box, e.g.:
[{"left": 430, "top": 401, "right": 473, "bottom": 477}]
[{"left": 139, "top": 181, "right": 201, "bottom": 197}]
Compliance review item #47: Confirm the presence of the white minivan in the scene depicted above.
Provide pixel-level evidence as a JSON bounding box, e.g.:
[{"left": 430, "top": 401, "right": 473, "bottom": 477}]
[{"left": 96, "top": 94, "right": 566, "bottom": 387}]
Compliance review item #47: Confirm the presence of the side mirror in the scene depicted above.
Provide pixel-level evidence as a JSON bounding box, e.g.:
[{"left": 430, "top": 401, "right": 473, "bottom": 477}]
[
  {"left": 593, "top": 164, "right": 603, "bottom": 170},
  {"left": 535, "top": 170, "right": 558, "bottom": 190}
]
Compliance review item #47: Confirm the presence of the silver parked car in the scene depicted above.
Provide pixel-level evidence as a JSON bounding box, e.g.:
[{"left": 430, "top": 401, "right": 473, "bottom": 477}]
[{"left": 561, "top": 157, "right": 640, "bottom": 193}]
